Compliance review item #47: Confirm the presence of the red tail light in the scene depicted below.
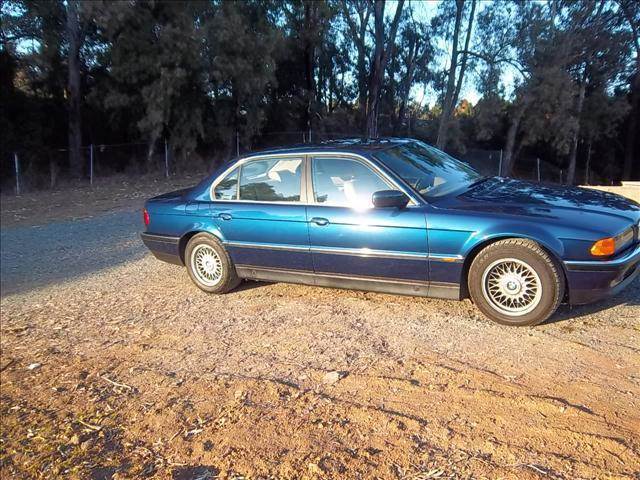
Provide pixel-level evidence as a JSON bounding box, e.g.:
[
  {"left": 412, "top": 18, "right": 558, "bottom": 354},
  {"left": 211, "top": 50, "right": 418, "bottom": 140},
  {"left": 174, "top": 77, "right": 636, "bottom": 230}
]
[{"left": 143, "top": 208, "right": 150, "bottom": 227}]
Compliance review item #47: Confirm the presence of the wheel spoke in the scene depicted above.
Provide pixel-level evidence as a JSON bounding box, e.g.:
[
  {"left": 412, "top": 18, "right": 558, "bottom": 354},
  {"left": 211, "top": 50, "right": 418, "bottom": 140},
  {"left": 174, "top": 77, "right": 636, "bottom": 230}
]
[
  {"left": 191, "top": 244, "right": 223, "bottom": 287},
  {"left": 481, "top": 258, "right": 543, "bottom": 316}
]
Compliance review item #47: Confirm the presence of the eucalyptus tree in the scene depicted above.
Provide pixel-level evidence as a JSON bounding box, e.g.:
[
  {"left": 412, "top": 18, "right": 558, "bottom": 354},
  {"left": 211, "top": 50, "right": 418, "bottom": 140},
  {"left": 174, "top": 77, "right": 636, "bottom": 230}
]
[
  {"left": 434, "top": 0, "right": 477, "bottom": 150},
  {"left": 365, "top": 0, "right": 404, "bottom": 138},
  {"left": 391, "top": 8, "right": 433, "bottom": 135},
  {"left": 339, "top": 0, "right": 374, "bottom": 127},
  {"left": 616, "top": 0, "right": 639, "bottom": 180}
]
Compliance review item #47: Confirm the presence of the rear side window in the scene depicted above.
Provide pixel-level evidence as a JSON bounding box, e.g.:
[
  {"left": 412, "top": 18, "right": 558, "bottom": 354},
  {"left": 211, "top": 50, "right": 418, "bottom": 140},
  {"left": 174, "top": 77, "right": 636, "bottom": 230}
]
[
  {"left": 213, "top": 168, "right": 238, "bottom": 200},
  {"left": 312, "top": 157, "right": 389, "bottom": 209},
  {"left": 239, "top": 158, "right": 302, "bottom": 202}
]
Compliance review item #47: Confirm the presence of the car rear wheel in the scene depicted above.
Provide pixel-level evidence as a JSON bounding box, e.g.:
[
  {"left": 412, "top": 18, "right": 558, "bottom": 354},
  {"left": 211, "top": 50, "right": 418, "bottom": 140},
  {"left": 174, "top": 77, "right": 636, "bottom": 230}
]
[
  {"left": 185, "top": 233, "right": 240, "bottom": 294},
  {"left": 468, "top": 239, "right": 564, "bottom": 326}
]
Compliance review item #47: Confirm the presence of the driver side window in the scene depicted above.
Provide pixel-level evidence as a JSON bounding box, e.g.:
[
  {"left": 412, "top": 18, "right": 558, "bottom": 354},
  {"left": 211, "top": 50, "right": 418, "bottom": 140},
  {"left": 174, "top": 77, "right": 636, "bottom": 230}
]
[{"left": 312, "top": 157, "right": 389, "bottom": 209}]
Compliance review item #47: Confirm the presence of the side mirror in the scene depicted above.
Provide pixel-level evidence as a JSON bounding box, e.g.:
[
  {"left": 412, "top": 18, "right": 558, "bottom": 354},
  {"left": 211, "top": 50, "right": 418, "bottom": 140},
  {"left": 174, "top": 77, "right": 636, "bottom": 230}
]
[{"left": 372, "top": 190, "right": 409, "bottom": 209}]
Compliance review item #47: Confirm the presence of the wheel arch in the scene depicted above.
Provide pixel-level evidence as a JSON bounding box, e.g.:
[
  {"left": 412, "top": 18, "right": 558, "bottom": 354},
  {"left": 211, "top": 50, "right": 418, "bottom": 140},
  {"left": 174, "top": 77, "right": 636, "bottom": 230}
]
[
  {"left": 459, "top": 234, "right": 568, "bottom": 300},
  {"left": 178, "top": 227, "right": 225, "bottom": 264}
]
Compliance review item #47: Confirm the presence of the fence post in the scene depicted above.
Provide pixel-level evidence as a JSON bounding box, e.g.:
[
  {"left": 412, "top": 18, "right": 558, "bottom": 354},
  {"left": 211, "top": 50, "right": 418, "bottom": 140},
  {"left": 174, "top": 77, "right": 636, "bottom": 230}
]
[
  {"left": 14, "top": 152, "right": 20, "bottom": 195},
  {"left": 498, "top": 149, "right": 503, "bottom": 176},
  {"left": 164, "top": 139, "right": 169, "bottom": 178},
  {"left": 536, "top": 157, "right": 541, "bottom": 182},
  {"left": 302, "top": 131, "right": 306, "bottom": 143},
  {"left": 308, "top": 128, "right": 312, "bottom": 143},
  {"left": 560, "top": 169, "right": 563, "bottom": 184},
  {"left": 236, "top": 130, "right": 240, "bottom": 157},
  {"left": 89, "top": 144, "right": 94, "bottom": 186}
]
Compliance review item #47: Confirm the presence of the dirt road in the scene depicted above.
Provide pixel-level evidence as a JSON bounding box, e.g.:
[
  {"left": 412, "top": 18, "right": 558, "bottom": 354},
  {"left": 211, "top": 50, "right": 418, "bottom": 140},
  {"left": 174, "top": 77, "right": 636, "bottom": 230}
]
[{"left": 1, "top": 199, "right": 639, "bottom": 479}]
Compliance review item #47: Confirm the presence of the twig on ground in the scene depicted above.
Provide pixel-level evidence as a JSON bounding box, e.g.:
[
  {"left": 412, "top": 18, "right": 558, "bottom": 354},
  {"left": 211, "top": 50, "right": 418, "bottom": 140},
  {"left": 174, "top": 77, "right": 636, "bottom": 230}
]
[
  {"left": 77, "top": 419, "right": 102, "bottom": 431},
  {"left": 101, "top": 375, "right": 134, "bottom": 390},
  {"left": 0, "top": 358, "right": 16, "bottom": 373}
]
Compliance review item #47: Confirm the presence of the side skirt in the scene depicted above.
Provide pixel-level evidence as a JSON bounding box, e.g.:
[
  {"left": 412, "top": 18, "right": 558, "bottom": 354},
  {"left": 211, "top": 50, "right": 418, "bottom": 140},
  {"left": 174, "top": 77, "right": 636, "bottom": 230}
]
[{"left": 235, "top": 265, "right": 460, "bottom": 300}]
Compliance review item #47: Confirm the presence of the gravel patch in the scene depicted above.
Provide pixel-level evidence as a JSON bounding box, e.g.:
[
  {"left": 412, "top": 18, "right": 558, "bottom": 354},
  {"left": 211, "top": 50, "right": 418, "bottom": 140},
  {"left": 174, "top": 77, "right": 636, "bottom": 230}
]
[{"left": 1, "top": 207, "right": 639, "bottom": 479}]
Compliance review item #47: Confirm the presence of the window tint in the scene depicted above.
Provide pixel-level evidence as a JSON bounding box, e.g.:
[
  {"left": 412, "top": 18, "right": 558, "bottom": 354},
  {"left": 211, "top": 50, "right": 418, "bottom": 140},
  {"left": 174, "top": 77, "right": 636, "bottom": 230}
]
[
  {"left": 312, "top": 157, "right": 389, "bottom": 209},
  {"left": 239, "top": 158, "right": 302, "bottom": 202},
  {"left": 213, "top": 168, "right": 238, "bottom": 200}
]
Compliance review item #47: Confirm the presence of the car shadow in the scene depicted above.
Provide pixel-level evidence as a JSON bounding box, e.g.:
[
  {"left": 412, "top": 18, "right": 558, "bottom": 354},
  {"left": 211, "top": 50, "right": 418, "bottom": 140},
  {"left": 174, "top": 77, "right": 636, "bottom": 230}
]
[
  {"left": 233, "top": 279, "right": 275, "bottom": 293},
  {"left": 232, "top": 275, "right": 639, "bottom": 327},
  {"left": 546, "top": 275, "right": 640, "bottom": 324},
  {"left": 0, "top": 210, "right": 146, "bottom": 297}
]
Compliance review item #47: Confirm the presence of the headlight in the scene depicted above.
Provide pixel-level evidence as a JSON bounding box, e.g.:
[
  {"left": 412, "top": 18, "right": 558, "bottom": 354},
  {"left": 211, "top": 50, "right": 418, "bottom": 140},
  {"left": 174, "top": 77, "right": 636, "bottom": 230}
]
[{"left": 591, "top": 226, "right": 635, "bottom": 257}]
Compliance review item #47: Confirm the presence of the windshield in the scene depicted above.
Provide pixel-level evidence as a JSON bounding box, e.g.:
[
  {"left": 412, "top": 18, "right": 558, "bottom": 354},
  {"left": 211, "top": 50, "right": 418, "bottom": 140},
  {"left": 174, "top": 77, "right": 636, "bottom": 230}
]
[{"left": 374, "top": 141, "right": 482, "bottom": 199}]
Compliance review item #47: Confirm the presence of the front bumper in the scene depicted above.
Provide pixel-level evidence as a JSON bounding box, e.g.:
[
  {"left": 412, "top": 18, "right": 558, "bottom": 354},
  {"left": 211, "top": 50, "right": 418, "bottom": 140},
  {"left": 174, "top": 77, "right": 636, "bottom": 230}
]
[{"left": 564, "top": 243, "right": 640, "bottom": 305}]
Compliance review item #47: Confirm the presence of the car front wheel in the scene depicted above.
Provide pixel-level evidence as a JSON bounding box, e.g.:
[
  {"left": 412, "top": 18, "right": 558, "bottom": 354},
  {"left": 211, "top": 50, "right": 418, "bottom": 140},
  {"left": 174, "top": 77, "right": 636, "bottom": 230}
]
[
  {"left": 185, "top": 233, "right": 240, "bottom": 294},
  {"left": 468, "top": 238, "right": 564, "bottom": 326}
]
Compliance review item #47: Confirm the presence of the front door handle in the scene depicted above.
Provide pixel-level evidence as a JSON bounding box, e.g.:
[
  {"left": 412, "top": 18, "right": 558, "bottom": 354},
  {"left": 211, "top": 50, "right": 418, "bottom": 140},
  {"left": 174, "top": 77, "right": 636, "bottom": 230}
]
[
  {"left": 218, "top": 213, "right": 232, "bottom": 221},
  {"left": 310, "top": 217, "right": 329, "bottom": 226}
]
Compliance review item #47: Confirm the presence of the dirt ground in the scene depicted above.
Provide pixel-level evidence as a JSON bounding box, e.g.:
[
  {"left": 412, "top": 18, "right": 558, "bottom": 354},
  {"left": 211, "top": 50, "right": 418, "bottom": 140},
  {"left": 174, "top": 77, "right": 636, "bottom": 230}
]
[
  {"left": 1, "top": 179, "right": 639, "bottom": 480},
  {"left": 0, "top": 172, "right": 207, "bottom": 229}
]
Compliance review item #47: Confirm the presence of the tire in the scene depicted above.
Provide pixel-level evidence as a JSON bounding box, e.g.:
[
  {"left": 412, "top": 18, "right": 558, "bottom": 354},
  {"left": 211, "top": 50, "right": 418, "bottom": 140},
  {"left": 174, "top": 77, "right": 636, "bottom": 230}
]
[
  {"left": 185, "top": 233, "right": 240, "bottom": 294},
  {"left": 468, "top": 238, "right": 564, "bottom": 326}
]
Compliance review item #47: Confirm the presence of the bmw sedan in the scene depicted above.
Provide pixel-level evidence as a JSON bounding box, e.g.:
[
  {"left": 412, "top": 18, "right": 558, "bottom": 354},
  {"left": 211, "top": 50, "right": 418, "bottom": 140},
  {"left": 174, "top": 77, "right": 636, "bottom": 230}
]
[{"left": 141, "top": 139, "right": 640, "bottom": 326}]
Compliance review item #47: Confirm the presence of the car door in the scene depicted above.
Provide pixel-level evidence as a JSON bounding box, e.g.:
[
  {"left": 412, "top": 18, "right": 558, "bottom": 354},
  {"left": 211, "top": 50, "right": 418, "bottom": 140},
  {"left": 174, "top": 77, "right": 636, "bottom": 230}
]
[
  {"left": 209, "top": 155, "right": 312, "bottom": 272},
  {"left": 306, "top": 155, "right": 429, "bottom": 291}
]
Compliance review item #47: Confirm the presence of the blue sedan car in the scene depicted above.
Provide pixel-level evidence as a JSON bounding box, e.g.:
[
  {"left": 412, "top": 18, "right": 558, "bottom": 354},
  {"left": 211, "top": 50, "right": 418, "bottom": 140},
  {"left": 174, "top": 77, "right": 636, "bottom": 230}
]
[{"left": 141, "top": 139, "right": 640, "bottom": 326}]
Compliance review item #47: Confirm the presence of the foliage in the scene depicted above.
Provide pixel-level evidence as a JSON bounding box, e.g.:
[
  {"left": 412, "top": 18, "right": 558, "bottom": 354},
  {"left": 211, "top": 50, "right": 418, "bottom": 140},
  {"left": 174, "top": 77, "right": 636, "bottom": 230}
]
[{"left": 1, "top": 0, "right": 638, "bottom": 188}]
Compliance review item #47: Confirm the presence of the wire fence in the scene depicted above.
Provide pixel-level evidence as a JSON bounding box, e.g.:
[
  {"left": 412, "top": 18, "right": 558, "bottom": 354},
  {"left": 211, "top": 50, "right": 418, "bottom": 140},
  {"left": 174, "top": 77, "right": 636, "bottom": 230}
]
[{"left": 2, "top": 130, "right": 579, "bottom": 196}]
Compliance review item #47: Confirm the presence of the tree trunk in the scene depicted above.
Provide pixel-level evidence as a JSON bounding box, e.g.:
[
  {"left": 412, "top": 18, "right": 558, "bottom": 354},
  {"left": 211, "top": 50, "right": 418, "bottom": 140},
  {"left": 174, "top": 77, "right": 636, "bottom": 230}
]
[
  {"left": 451, "top": 0, "right": 476, "bottom": 111},
  {"left": 66, "top": 0, "right": 83, "bottom": 178},
  {"left": 146, "top": 135, "right": 158, "bottom": 172},
  {"left": 584, "top": 139, "right": 592, "bottom": 185},
  {"left": 623, "top": 70, "right": 639, "bottom": 180},
  {"left": 395, "top": 36, "right": 420, "bottom": 135},
  {"left": 436, "top": 0, "right": 464, "bottom": 150},
  {"left": 567, "top": 79, "right": 586, "bottom": 185},
  {"left": 365, "top": 0, "right": 404, "bottom": 139},
  {"left": 341, "top": 1, "right": 372, "bottom": 129},
  {"left": 304, "top": 1, "right": 317, "bottom": 133},
  {"left": 503, "top": 104, "right": 526, "bottom": 176}
]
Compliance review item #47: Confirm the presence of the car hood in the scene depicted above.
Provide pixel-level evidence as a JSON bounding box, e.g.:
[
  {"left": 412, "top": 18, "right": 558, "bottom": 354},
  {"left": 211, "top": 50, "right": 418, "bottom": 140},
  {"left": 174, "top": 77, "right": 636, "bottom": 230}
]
[{"left": 434, "top": 177, "right": 640, "bottom": 235}]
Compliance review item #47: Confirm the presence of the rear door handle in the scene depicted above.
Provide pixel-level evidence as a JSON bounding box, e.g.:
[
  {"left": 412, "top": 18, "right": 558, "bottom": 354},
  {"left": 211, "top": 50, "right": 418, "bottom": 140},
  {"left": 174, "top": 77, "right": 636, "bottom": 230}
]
[
  {"left": 310, "top": 217, "right": 329, "bottom": 226},
  {"left": 218, "top": 213, "right": 232, "bottom": 221}
]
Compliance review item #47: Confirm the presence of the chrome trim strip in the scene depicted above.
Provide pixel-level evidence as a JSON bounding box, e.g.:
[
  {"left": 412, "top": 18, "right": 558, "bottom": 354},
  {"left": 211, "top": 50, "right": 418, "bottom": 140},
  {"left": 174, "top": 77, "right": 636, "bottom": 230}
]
[
  {"left": 224, "top": 240, "right": 464, "bottom": 263},
  {"left": 209, "top": 151, "right": 422, "bottom": 206},
  {"left": 310, "top": 245, "right": 427, "bottom": 260},
  {"left": 564, "top": 243, "right": 640, "bottom": 271},
  {"left": 225, "top": 241, "right": 309, "bottom": 252},
  {"left": 428, "top": 253, "right": 464, "bottom": 263}
]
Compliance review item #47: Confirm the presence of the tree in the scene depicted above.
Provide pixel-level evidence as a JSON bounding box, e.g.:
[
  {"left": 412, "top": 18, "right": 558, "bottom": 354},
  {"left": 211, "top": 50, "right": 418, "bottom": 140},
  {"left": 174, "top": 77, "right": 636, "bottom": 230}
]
[
  {"left": 92, "top": 0, "right": 209, "bottom": 167},
  {"left": 388, "top": 7, "right": 433, "bottom": 135},
  {"left": 205, "top": 0, "right": 279, "bottom": 155},
  {"left": 66, "top": 0, "right": 83, "bottom": 177},
  {"left": 365, "top": 0, "right": 405, "bottom": 138},
  {"left": 1, "top": 0, "right": 637, "bottom": 188},
  {"left": 340, "top": 0, "right": 373, "bottom": 128},
  {"left": 435, "top": 0, "right": 476, "bottom": 150},
  {"left": 617, "top": 0, "right": 640, "bottom": 180}
]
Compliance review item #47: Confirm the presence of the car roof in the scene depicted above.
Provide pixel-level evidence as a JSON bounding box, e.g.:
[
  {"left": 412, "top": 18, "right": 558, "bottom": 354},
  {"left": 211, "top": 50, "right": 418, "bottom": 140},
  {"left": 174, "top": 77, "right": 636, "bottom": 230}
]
[{"left": 239, "top": 137, "right": 417, "bottom": 158}]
